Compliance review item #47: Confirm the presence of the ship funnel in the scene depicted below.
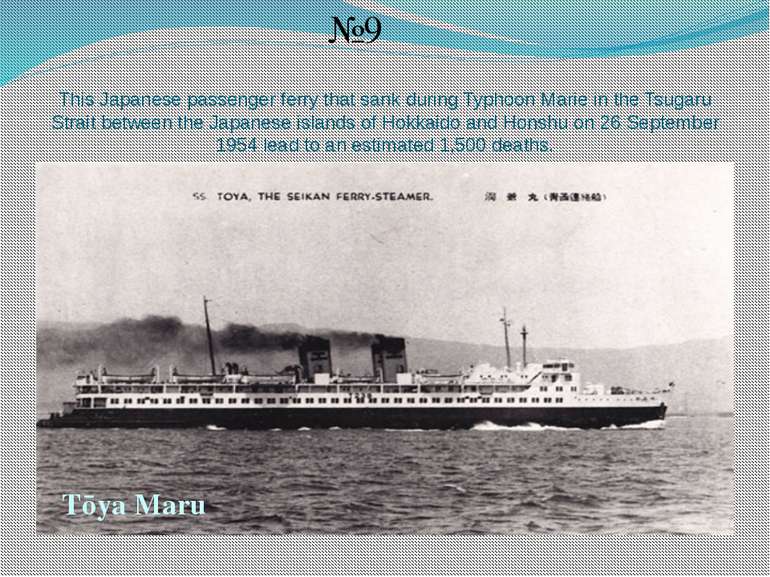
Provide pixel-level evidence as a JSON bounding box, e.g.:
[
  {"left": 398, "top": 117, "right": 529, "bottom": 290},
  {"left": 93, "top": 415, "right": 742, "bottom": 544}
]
[
  {"left": 371, "top": 335, "right": 408, "bottom": 384},
  {"left": 298, "top": 336, "right": 332, "bottom": 382}
]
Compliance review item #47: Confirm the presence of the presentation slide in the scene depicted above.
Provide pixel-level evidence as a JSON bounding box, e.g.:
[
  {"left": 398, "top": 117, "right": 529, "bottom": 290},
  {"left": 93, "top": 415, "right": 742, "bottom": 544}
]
[{"left": 1, "top": 2, "right": 767, "bottom": 575}]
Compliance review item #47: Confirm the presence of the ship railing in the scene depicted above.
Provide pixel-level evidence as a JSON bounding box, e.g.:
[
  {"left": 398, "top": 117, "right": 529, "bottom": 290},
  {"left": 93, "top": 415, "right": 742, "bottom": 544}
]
[
  {"left": 336, "top": 384, "right": 381, "bottom": 394},
  {"left": 420, "top": 384, "right": 463, "bottom": 393},
  {"left": 173, "top": 383, "right": 236, "bottom": 393},
  {"left": 334, "top": 376, "right": 377, "bottom": 384},
  {"left": 98, "top": 384, "right": 164, "bottom": 394},
  {"left": 471, "top": 384, "right": 530, "bottom": 391},
  {"left": 610, "top": 386, "right": 652, "bottom": 395},
  {"left": 296, "top": 383, "right": 394, "bottom": 394},
  {"left": 236, "top": 383, "right": 296, "bottom": 393},
  {"left": 417, "top": 374, "right": 464, "bottom": 384},
  {"left": 417, "top": 379, "right": 463, "bottom": 386},
  {"left": 99, "top": 385, "right": 154, "bottom": 394},
  {"left": 74, "top": 385, "right": 99, "bottom": 393},
  {"left": 240, "top": 375, "right": 296, "bottom": 385},
  {"left": 296, "top": 384, "right": 342, "bottom": 394},
  {"left": 382, "top": 385, "right": 419, "bottom": 394}
]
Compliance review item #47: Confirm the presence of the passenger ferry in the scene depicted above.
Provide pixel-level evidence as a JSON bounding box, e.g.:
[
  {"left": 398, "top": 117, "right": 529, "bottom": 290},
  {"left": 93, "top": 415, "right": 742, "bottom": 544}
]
[{"left": 36, "top": 303, "right": 670, "bottom": 430}]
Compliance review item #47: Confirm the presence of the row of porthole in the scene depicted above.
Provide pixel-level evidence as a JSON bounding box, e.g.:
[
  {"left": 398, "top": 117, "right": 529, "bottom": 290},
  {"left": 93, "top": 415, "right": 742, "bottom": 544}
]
[{"left": 85, "top": 395, "right": 572, "bottom": 407}]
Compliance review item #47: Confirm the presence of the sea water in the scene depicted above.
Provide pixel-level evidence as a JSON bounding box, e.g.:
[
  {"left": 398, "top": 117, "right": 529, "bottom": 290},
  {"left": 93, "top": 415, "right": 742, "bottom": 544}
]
[{"left": 36, "top": 415, "right": 733, "bottom": 534}]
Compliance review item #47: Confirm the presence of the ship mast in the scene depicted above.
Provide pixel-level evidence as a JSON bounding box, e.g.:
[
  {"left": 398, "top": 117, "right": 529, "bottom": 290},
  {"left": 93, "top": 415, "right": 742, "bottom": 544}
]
[
  {"left": 203, "top": 296, "right": 217, "bottom": 375},
  {"left": 521, "top": 324, "right": 528, "bottom": 368},
  {"left": 500, "top": 307, "right": 512, "bottom": 368}
]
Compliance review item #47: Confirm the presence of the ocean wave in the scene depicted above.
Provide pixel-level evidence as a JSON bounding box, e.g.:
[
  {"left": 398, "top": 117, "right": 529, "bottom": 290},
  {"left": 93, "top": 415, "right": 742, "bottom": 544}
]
[
  {"left": 384, "top": 428, "right": 437, "bottom": 432},
  {"left": 205, "top": 424, "right": 226, "bottom": 431},
  {"left": 471, "top": 421, "right": 580, "bottom": 432},
  {"left": 297, "top": 427, "right": 311, "bottom": 431},
  {"left": 472, "top": 419, "right": 666, "bottom": 431},
  {"left": 603, "top": 420, "right": 666, "bottom": 430}
]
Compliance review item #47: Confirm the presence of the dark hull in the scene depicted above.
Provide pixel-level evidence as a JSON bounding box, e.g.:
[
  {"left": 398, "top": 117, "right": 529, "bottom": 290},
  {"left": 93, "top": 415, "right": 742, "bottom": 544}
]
[{"left": 37, "top": 404, "right": 667, "bottom": 430}]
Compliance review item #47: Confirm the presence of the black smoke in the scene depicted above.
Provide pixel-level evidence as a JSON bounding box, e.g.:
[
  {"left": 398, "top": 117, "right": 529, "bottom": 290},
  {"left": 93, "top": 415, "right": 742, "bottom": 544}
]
[
  {"left": 37, "top": 316, "right": 188, "bottom": 367},
  {"left": 37, "top": 315, "right": 386, "bottom": 369},
  {"left": 218, "top": 324, "right": 306, "bottom": 351}
]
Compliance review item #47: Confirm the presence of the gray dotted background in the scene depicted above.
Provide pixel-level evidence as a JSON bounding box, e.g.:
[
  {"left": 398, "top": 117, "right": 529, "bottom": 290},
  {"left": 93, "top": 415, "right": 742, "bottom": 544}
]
[{"left": 0, "top": 27, "right": 767, "bottom": 575}]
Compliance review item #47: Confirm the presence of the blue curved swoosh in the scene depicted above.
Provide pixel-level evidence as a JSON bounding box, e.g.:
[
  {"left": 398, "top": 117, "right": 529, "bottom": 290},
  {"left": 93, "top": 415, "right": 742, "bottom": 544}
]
[{"left": 2, "top": 0, "right": 767, "bottom": 86}]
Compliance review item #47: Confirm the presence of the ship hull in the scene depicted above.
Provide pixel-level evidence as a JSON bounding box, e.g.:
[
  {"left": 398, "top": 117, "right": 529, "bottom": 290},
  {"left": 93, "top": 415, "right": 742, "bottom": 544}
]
[{"left": 37, "top": 404, "right": 667, "bottom": 430}]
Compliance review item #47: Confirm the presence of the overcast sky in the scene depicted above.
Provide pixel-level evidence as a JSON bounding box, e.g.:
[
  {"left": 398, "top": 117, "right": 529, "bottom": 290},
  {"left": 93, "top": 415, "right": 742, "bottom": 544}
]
[{"left": 37, "top": 162, "right": 733, "bottom": 349}]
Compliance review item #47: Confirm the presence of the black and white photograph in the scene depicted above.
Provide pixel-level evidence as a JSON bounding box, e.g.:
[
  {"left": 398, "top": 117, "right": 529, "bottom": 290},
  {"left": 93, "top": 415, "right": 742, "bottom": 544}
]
[{"left": 36, "top": 162, "right": 734, "bottom": 534}]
